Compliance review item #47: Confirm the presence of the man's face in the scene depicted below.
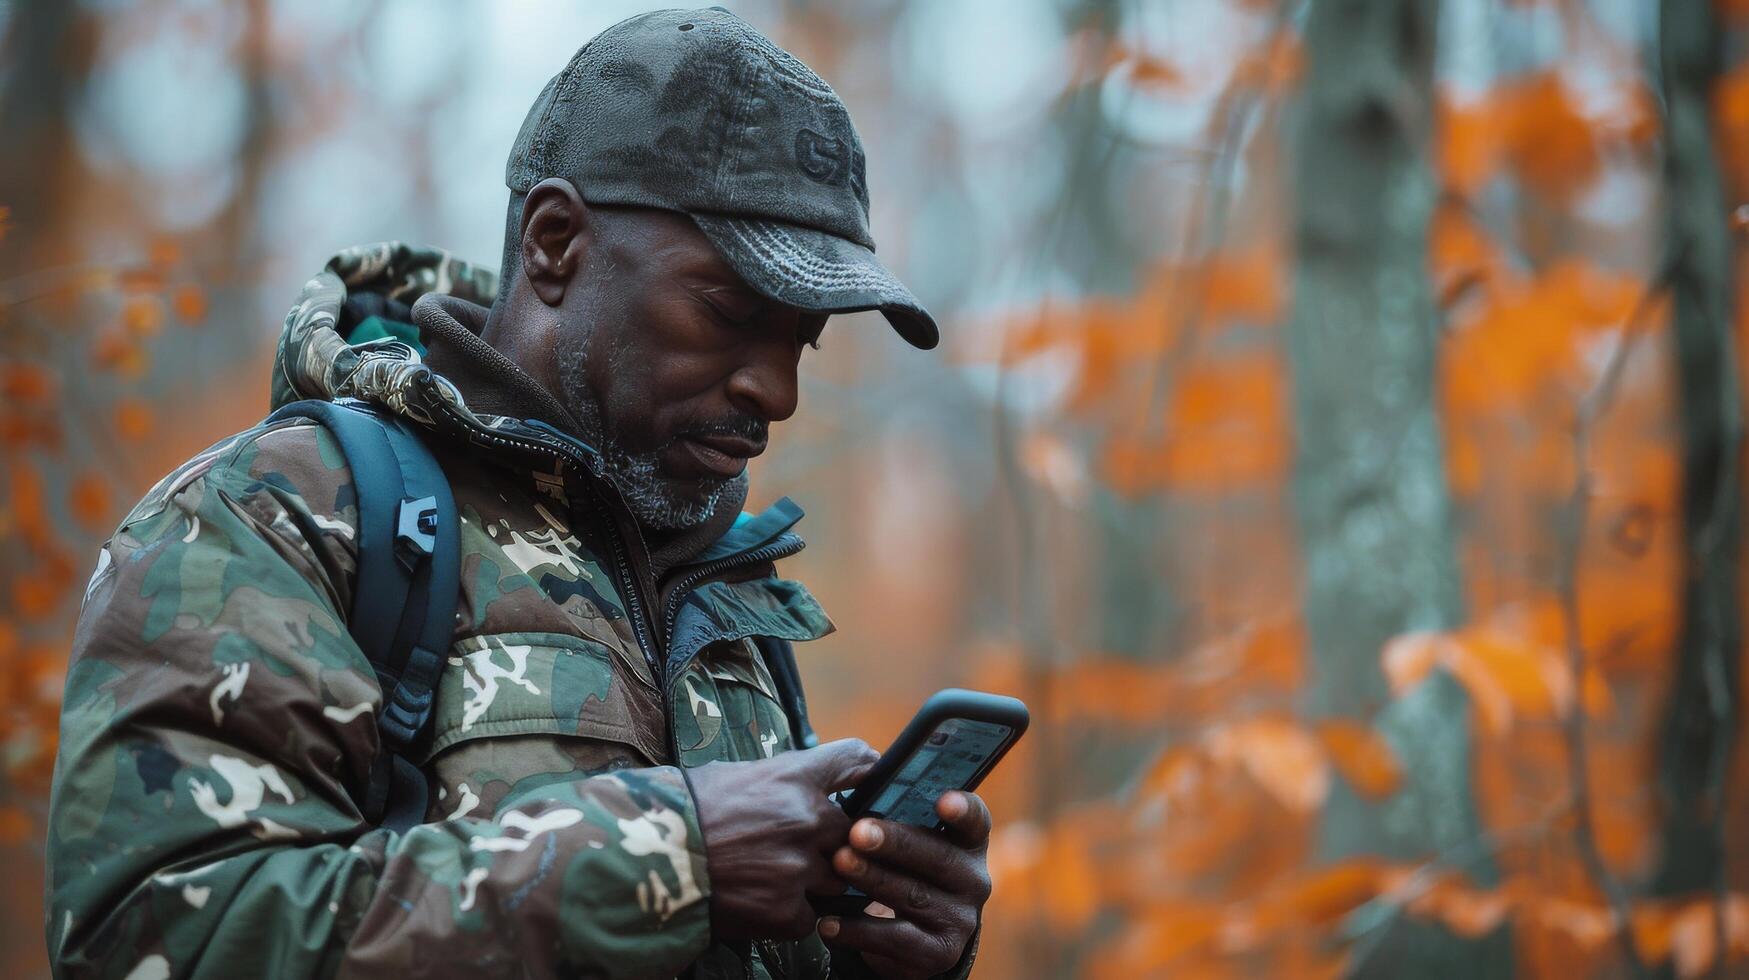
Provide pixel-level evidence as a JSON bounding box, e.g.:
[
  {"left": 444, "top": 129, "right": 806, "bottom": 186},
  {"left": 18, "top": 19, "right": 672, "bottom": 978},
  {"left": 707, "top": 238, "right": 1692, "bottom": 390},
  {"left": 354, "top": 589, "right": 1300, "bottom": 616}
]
[{"left": 552, "top": 206, "right": 826, "bottom": 531}]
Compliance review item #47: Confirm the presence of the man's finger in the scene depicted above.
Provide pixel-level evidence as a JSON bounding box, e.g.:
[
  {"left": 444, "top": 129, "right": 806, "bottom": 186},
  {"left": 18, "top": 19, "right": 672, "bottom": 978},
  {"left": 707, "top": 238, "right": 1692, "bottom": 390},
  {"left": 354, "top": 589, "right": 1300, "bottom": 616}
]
[
  {"left": 848, "top": 820, "right": 990, "bottom": 899},
  {"left": 818, "top": 914, "right": 958, "bottom": 977},
  {"left": 832, "top": 845, "right": 957, "bottom": 928},
  {"left": 792, "top": 738, "right": 880, "bottom": 791},
  {"left": 935, "top": 791, "right": 993, "bottom": 849}
]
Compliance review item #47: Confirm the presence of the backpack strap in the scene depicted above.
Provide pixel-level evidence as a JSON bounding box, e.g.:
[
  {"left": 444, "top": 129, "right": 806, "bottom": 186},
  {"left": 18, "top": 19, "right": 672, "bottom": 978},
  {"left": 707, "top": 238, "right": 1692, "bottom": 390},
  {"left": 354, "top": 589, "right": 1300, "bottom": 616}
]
[
  {"left": 265, "top": 399, "right": 459, "bottom": 833},
  {"left": 754, "top": 635, "right": 818, "bottom": 749}
]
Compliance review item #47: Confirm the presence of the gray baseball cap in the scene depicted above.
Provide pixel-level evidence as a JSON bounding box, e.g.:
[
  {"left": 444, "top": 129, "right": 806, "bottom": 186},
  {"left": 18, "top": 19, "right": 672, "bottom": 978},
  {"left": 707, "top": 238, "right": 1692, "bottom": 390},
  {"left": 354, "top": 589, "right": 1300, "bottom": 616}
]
[{"left": 505, "top": 6, "right": 938, "bottom": 349}]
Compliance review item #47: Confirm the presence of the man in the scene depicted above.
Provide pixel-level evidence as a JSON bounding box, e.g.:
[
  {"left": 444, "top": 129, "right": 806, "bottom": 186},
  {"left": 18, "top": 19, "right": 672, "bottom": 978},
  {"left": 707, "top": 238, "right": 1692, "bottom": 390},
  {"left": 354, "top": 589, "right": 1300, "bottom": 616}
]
[{"left": 45, "top": 9, "right": 990, "bottom": 979}]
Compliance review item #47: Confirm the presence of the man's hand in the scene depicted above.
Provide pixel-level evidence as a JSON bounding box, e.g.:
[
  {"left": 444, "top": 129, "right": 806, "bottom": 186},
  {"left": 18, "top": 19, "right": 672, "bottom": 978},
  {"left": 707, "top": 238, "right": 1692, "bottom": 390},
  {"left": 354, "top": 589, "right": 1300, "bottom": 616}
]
[
  {"left": 818, "top": 791, "right": 993, "bottom": 979},
  {"left": 691, "top": 738, "right": 879, "bottom": 941}
]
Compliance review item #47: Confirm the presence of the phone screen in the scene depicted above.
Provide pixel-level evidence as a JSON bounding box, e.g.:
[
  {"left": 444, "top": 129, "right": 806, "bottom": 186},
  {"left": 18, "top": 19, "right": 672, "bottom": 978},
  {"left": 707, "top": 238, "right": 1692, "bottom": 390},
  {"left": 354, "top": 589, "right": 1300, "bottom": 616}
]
[{"left": 861, "top": 718, "right": 1014, "bottom": 825}]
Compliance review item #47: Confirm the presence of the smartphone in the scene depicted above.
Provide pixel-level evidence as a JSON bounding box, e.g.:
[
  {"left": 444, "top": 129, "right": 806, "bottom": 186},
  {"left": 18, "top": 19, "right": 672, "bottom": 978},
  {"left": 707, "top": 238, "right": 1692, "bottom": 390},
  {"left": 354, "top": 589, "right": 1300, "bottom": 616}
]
[{"left": 815, "top": 689, "right": 1029, "bottom": 917}]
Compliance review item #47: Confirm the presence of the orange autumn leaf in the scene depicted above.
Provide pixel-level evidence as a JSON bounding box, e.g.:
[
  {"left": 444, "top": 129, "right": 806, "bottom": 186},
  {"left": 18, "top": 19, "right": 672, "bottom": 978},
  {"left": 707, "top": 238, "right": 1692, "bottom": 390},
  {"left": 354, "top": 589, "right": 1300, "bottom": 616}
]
[
  {"left": 0, "top": 807, "right": 30, "bottom": 846},
  {"left": 1087, "top": 43, "right": 1185, "bottom": 88},
  {"left": 70, "top": 473, "right": 112, "bottom": 532},
  {"left": 1383, "top": 630, "right": 1514, "bottom": 734},
  {"left": 1443, "top": 259, "right": 1645, "bottom": 411},
  {"left": 114, "top": 398, "right": 154, "bottom": 439},
  {"left": 1201, "top": 716, "right": 1329, "bottom": 814},
  {"left": 1, "top": 362, "right": 56, "bottom": 404},
  {"left": 1020, "top": 430, "right": 1089, "bottom": 506},
  {"left": 989, "top": 296, "right": 1170, "bottom": 415},
  {"left": 1437, "top": 90, "right": 1501, "bottom": 197},
  {"left": 1436, "top": 73, "right": 1652, "bottom": 201},
  {"left": 1384, "top": 606, "right": 1617, "bottom": 736},
  {"left": 91, "top": 329, "right": 149, "bottom": 378},
  {"left": 1436, "top": 887, "right": 1513, "bottom": 939},
  {"left": 1093, "top": 902, "right": 1224, "bottom": 976},
  {"left": 13, "top": 577, "right": 65, "bottom": 619},
  {"left": 1314, "top": 720, "right": 1402, "bottom": 799},
  {"left": 1250, "top": 861, "right": 1387, "bottom": 932},
  {"left": 1626, "top": 897, "right": 1749, "bottom": 978},
  {"left": 114, "top": 266, "right": 167, "bottom": 294},
  {"left": 1668, "top": 900, "right": 1725, "bottom": 979},
  {"left": 1429, "top": 201, "right": 1512, "bottom": 313},
  {"left": 1633, "top": 901, "right": 1680, "bottom": 963},
  {"left": 1194, "top": 243, "right": 1287, "bottom": 325},
  {"left": 1529, "top": 897, "right": 1618, "bottom": 954},
  {"left": 1040, "top": 829, "right": 1102, "bottom": 932},
  {"left": 1453, "top": 631, "right": 1570, "bottom": 718},
  {"left": 1500, "top": 72, "right": 1597, "bottom": 198},
  {"left": 171, "top": 283, "right": 208, "bottom": 324},
  {"left": 1383, "top": 869, "right": 1518, "bottom": 939},
  {"left": 1233, "top": 31, "right": 1302, "bottom": 95},
  {"left": 0, "top": 415, "right": 57, "bottom": 452},
  {"left": 147, "top": 235, "right": 183, "bottom": 269},
  {"left": 121, "top": 296, "right": 165, "bottom": 338},
  {"left": 1100, "top": 350, "right": 1290, "bottom": 495},
  {"left": 987, "top": 821, "right": 1101, "bottom": 934},
  {"left": 8, "top": 459, "right": 49, "bottom": 547},
  {"left": 1716, "top": 63, "right": 1749, "bottom": 149},
  {"left": 1128, "top": 56, "right": 1182, "bottom": 87}
]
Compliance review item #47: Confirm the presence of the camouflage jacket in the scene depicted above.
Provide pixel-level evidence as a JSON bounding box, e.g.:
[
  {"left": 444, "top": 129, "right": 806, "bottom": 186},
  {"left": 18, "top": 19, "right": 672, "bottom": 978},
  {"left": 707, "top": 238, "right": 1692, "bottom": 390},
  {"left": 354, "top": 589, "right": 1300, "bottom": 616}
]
[{"left": 46, "top": 244, "right": 974, "bottom": 980}]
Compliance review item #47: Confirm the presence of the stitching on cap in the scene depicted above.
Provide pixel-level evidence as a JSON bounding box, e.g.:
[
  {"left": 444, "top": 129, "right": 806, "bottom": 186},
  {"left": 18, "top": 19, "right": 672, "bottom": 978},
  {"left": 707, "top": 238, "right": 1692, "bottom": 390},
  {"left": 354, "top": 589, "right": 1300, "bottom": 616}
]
[
  {"left": 716, "top": 219, "right": 901, "bottom": 291},
  {"left": 712, "top": 52, "right": 752, "bottom": 205}
]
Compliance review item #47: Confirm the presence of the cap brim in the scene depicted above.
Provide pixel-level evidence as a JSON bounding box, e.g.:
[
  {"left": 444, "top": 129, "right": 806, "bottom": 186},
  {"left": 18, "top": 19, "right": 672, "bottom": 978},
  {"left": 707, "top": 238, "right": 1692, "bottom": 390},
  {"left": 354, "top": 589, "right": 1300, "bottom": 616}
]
[{"left": 689, "top": 212, "right": 938, "bottom": 350}]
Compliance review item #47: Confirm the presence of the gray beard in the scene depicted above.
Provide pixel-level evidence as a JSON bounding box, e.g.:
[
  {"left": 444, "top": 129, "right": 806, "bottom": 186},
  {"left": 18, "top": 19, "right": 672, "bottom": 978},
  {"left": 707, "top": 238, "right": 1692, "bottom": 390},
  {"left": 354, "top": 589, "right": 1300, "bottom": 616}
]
[
  {"left": 557, "top": 331, "right": 740, "bottom": 531},
  {"left": 587, "top": 427, "right": 743, "bottom": 531}
]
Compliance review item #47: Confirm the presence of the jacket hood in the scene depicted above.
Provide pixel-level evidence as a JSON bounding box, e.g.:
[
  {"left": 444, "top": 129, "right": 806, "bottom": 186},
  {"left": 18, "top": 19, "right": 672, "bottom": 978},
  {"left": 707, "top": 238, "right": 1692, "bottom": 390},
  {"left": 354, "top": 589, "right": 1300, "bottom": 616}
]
[{"left": 270, "top": 242, "right": 498, "bottom": 421}]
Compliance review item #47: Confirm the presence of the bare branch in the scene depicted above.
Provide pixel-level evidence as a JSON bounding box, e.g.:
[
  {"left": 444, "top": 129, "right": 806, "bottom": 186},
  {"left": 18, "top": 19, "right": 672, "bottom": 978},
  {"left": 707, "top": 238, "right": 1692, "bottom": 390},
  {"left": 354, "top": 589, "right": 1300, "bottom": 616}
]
[{"left": 1553, "top": 262, "right": 1678, "bottom": 980}]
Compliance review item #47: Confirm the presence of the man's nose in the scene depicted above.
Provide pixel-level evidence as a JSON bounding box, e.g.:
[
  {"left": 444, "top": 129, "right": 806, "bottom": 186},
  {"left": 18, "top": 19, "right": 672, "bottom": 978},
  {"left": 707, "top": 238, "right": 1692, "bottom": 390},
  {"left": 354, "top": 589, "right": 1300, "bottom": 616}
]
[{"left": 725, "top": 343, "right": 800, "bottom": 424}]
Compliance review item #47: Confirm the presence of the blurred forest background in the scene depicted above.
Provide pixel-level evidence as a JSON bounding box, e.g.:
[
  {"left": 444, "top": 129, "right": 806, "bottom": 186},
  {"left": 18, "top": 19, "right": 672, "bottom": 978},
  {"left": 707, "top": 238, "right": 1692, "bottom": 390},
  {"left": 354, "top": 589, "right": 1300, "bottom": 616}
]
[{"left": 3, "top": 0, "right": 1749, "bottom": 976}]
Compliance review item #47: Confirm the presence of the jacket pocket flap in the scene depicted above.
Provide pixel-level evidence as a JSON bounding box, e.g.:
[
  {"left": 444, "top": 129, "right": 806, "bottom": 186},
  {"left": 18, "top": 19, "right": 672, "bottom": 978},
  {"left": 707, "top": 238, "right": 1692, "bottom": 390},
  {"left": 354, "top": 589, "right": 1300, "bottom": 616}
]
[{"left": 423, "top": 631, "right": 667, "bottom": 765}]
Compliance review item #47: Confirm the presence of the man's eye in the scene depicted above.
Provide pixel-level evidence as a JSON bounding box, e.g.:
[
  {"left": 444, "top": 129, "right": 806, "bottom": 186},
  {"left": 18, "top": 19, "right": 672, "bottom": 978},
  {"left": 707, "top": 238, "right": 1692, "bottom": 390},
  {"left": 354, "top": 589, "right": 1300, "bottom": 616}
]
[
  {"left": 698, "top": 290, "right": 758, "bottom": 326},
  {"left": 705, "top": 303, "right": 748, "bottom": 326}
]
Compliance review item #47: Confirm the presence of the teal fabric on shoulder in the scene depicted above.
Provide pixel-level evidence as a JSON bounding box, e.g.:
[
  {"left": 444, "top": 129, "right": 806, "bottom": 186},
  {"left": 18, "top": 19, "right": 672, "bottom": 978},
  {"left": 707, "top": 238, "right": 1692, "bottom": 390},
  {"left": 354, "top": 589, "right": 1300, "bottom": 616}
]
[{"left": 347, "top": 314, "right": 426, "bottom": 354}]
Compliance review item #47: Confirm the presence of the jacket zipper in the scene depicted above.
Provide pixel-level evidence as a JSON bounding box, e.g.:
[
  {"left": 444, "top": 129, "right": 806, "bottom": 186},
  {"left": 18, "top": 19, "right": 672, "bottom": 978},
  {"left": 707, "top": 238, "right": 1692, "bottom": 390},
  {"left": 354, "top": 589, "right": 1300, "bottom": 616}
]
[
  {"left": 658, "top": 536, "right": 806, "bottom": 658},
  {"left": 426, "top": 400, "right": 664, "bottom": 683},
  {"left": 659, "top": 535, "right": 806, "bottom": 771}
]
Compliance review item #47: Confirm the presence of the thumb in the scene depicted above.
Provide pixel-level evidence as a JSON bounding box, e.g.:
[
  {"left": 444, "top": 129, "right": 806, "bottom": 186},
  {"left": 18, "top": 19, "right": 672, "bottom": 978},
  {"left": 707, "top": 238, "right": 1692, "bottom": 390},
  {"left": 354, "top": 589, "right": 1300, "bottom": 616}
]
[{"left": 793, "top": 738, "right": 880, "bottom": 791}]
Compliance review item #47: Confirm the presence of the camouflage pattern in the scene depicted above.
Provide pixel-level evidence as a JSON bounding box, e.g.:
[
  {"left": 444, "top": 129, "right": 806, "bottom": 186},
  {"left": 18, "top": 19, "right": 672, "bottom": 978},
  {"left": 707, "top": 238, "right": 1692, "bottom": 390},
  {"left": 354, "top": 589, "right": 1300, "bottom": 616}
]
[{"left": 47, "top": 244, "right": 967, "bottom": 979}]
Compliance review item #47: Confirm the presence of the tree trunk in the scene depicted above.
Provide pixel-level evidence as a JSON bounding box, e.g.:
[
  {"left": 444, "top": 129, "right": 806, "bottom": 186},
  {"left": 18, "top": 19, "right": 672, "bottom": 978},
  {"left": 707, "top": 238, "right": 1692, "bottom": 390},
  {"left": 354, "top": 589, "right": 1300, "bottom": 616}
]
[
  {"left": 1652, "top": 0, "right": 1743, "bottom": 899},
  {"left": 0, "top": 1, "right": 89, "bottom": 276},
  {"left": 1287, "top": 0, "right": 1510, "bottom": 975}
]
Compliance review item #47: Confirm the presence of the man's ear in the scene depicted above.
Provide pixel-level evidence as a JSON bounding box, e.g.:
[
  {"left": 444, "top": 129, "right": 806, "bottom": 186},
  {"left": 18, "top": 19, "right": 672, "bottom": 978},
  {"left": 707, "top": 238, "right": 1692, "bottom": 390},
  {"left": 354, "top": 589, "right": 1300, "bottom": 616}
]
[{"left": 519, "top": 177, "right": 592, "bottom": 307}]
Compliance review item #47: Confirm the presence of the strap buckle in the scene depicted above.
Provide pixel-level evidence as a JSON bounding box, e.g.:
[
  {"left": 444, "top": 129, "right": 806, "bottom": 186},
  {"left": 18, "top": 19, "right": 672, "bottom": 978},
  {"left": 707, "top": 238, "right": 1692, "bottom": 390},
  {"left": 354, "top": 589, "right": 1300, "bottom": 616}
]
[{"left": 395, "top": 495, "right": 438, "bottom": 570}]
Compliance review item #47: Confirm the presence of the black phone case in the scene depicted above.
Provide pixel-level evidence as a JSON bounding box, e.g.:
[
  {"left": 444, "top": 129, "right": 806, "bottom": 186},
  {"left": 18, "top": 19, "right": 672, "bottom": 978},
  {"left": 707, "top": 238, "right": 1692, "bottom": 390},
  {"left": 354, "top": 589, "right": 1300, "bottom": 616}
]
[{"left": 812, "top": 689, "right": 1029, "bottom": 920}]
